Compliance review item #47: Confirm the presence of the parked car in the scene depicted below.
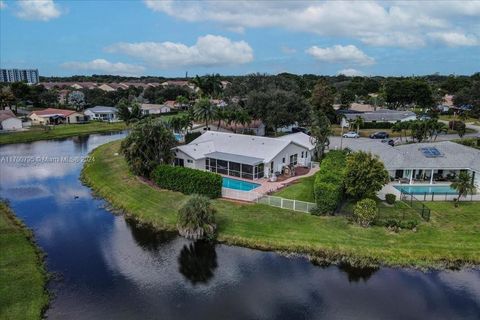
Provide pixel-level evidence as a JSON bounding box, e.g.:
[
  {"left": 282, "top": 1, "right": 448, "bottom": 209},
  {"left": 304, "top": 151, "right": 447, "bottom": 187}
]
[
  {"left": 291, "top": 127, "right": 307, "bottom": 134},
  {"left": 370, "top": 131, "right": 389, "bottom": 139},
  {"left": 342, "top": 131, "right": 360, "bottom": 138},
  {"left": 381, "top": 138, "right": 395, "bottom": 146}
]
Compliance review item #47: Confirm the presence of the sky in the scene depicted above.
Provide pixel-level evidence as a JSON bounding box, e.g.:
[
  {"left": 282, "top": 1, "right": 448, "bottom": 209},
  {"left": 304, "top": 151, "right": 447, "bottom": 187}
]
[{"left": 0, "top": 0, "right": 479, "bottom": 77}]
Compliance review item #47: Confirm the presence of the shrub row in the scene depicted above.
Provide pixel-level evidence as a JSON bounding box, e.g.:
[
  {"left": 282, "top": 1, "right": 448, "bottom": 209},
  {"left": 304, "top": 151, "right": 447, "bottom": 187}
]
[
  {"left": 374, "top": 219, "right": 419, "bottom": 231},
  {"left": 152, "top": 165, "right": 222, "bottom": 198},
  {"left": 360, "top": 122, "right": 395, "bottom": 129},
  {"left": 313, "top": 151, "right": 347, "bottom": 215}
]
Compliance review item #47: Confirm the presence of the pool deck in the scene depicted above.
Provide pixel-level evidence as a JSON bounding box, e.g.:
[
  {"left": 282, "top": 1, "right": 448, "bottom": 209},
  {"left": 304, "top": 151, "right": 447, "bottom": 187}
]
[
  {"left": 220, "top": 166, "right": 320, "bottom": 202},
  {"left": 379, "top": 183, "right": 480, "bottom": 201}
]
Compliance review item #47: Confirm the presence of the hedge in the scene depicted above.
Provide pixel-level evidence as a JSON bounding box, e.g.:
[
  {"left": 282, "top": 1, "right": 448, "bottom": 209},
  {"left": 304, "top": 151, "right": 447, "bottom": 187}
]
[
  {"left": 152, "top": 165, "right": 222, "bottom": 198},
  {"left": 360, "top": 122, "right": 395, "bottom": 129},
  {"left": 313, "top": 151, "right": 347, "bottom": 215}
]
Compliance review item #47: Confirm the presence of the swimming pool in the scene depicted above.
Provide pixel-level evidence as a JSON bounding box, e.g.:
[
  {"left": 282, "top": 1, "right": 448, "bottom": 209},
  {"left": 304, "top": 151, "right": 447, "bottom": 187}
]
[
  {"left": 394, "top": 185, "right": 458, "bottom": 195},
  {"left": 222, "top": 177, "right": 260, "bottom": 191}
]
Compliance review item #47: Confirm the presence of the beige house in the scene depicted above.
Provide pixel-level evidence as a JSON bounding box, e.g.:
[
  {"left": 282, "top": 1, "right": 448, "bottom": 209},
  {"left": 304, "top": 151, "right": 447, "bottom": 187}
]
[{"left": 29, "top": 108, "right": 86, "bottom": 125}]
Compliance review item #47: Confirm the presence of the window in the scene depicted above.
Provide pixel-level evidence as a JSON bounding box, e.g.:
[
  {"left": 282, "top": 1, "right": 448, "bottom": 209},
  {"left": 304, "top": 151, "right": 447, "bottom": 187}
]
[
  {"left": 282, "top": 157, "right": 285, "bottom": 163},
  {"left": 301, "top": 151, "right": 304, "bottom": 158},
  {"left": 187, "top": 159, "right": 193, "bottom": 163},
  {"left": 289, "top": 154, "right": 298, "bottom": 166}
]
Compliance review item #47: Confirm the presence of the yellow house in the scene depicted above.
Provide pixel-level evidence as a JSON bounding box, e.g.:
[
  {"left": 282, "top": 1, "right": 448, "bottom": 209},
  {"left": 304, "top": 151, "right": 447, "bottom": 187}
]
[{"left": 29, "top": 108, "right": 87, "bottom": 125}]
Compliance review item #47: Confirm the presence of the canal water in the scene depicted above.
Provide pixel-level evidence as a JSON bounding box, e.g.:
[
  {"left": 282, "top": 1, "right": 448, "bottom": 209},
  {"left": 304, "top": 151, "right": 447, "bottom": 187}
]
[{"left": 0, "top": 133, "right": 479, "bottom": 320}]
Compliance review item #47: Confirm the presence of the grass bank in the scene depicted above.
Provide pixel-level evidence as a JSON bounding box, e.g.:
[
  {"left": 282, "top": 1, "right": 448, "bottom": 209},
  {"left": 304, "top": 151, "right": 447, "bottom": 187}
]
[
  {"left": 273, "top": 176, "right": 316, "bottom": 202},
  {"left": 0, "top": 201, "right": 49, "bottom": 320},
  {"left": 82, "top": 140, "right": 480, "bottom": 269},
  {"left": 0, "top": 121, "right": 127, "bottom": 145}
]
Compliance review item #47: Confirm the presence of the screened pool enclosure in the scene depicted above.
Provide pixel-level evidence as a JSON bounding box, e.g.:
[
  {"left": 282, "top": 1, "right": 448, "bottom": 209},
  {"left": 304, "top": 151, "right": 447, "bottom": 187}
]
[{"left": 205, "top": 152, "right": 265, "bottom": 180}]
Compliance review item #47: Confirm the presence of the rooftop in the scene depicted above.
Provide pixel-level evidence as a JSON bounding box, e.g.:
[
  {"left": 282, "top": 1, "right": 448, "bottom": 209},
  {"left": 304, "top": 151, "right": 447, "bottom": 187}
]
[
  {"left": 344, "top": 110, "right": 416, "bottom": 122},
  {"left": 30, "top": 108, "right": 78, "bottom": 117},
  {"left": 85, "top": 106, "right": 118, "bottom": 113},
  {"left": 175, "top": 131, "right": 314, "bottom": 163}
]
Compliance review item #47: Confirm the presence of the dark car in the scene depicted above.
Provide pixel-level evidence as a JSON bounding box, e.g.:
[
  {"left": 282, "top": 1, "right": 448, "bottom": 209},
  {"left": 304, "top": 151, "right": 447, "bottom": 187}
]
[
  {"left": 381, "top": 138, "right": 395, "bottom": 146},
  {"left": 370, "top": 131, "right": 389, "bottom": 139}
]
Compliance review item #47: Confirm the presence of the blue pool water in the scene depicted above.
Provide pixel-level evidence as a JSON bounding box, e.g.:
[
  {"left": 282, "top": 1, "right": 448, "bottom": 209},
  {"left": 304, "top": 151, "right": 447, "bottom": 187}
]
[
  {"left": 174, "top": 133, "right": 184, "bottom": 142},
  {"left": 394, "top": 185, "right": 458, "bottom": 195},
  {"left": 222, "top": 177, "right": 260, "bottom": 191}
]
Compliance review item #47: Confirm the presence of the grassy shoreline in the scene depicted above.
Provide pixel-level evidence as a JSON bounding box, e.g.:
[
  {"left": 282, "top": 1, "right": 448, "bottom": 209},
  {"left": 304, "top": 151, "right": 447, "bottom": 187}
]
[
  {"left": 82, "top": 140, "right": 480, "bottom": 269},
  {"left": 0, "top": 201, "right": 49, "bottom": 320},
  {"left": 0, "top": 121, "right": 127, "bottom": 145}
]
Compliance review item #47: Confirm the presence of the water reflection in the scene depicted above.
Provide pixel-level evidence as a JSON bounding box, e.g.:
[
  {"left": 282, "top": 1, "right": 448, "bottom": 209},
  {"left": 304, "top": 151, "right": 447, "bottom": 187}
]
[
  {"left": 0, "top": 133, "right": 479, "bottom": 320},
  {"left": 178, "top": 241, "right": 218, "bottom": 285}
]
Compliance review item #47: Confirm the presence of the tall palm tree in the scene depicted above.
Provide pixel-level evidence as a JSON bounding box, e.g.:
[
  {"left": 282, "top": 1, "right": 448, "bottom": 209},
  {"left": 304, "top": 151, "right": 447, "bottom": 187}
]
[
  {"left": 235, "top": 109, "right": 252, "bottom": 133},
  {"left": 451, "top": 171, "right": 476, "bottom": 202},
  {"left": 193, "top": 97, "right": 215, "bottom": 129},
  {"left": 214, "top": 106, "right": 227, "bottom": 130},
  {"left": 350, "top": 116, "right": 364, "bottom": 134}
]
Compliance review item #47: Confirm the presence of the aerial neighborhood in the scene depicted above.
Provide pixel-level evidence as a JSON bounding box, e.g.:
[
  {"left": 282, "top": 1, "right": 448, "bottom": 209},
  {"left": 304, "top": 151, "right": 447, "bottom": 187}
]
[{"left": 1, "top": 1, "right": 480, "bottom": 319}]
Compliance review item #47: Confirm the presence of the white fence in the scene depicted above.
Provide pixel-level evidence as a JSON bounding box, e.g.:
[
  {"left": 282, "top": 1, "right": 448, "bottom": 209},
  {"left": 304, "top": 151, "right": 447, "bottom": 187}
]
[
  {"left": 256, "top": 195, "right": 316, "bottom": 213},
  {"left": 221, "top": 188, "right": 317, "bottom": 213}
]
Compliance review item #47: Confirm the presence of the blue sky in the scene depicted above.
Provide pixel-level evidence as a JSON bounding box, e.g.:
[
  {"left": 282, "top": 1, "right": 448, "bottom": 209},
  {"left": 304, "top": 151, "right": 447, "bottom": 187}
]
[{"left": 1, "top": 0, "right": 479, "bottom": 77}]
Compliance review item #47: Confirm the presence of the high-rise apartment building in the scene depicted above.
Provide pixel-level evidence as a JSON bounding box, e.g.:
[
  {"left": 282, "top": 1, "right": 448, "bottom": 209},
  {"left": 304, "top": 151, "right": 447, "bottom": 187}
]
[{"left": 0, "top": 69, "right": 40, "bottom": 84}]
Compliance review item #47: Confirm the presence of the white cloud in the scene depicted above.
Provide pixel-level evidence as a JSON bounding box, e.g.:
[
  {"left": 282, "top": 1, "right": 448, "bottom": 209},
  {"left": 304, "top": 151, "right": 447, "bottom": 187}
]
[
  {"left": 61, "top": 59, "right": 145, "bottom": 76},
  {"left": 0, "top": 1, "right": 7, "bottom": 10},
  {"left": 144, "top": 1, "right": 480, "bottom": 48},
  {"left": 337, "top": 68, "right": 364, "bottom": 77},
  {"left": 428, "top": 32, "right": 479, "bottom": 47},
  {"left": 306, "top": 45, "right": 375, "bottom": 66},
  {"left": 106, "top": 34, "right": 254, "bottom": 69},
  {"left": 16, "top": 0, "right": 61, "bottom": 21}
]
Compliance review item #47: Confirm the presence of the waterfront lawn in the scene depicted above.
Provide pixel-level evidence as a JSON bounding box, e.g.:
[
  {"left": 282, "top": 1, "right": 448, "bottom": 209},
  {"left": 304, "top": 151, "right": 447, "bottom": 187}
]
[
  {"left": 0, "top": 202, "right": 48, "bottom": 320},
  {"left": 82, "top": 140, "right": 480, "bottom": 268},
  {"left": 0, "top": 121, "right": 127, "bottom": 145},
  {"left": 273, "top": 176, "right": 315, "bottom": 202}
]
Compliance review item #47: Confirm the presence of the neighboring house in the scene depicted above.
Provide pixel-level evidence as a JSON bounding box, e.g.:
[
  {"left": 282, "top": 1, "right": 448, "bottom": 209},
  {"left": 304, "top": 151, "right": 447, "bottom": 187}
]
[
  {"left": 341, "top": 109, "right": 417, "bottom": 127},
  {"left": 211, "top": 99, "right": 228, "bottom": 107},
  {"left": 97, "top": 84, "right": 116, "bottom": 92},
  {"left": 173, "top": 131, "right": 315, "bottom": 179},
  {"left": 329, "top": 138, "right": 480, "bottom": 190},
  {"left": 217, "top": 120, "right": 266, "bottom": 136},
  {"left": 0, "top": 110, "right": 23, "bottom": 131},
  {"left": 139, "top": 104, "right": 171, "bottom": 115},
  {"left": 28, "top": 108, "right": 87, "bottom": 125},
  {"left": 163, "top": 100, "right": 179, "bottom": 109},
  {"left": 84, "top": 106, "right": 118, "bottom": 122}
]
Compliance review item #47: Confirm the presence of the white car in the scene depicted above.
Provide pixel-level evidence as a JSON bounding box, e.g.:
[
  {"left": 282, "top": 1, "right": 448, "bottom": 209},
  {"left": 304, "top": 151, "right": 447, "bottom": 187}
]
[{"left": 343, "top": 131, "right": 360, "bottom": 138}]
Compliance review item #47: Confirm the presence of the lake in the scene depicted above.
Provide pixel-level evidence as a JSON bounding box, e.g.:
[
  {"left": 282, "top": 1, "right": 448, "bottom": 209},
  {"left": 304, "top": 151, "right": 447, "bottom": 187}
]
[{"left": 0, "top": 132, "right": 479, "bottom": 319}]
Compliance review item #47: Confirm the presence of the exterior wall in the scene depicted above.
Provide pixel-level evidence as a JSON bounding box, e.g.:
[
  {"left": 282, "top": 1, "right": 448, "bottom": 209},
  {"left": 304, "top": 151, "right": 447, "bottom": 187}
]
[
  {"left": 174, "top": 150, "right": 198, "bottom": 169},
  {"left": 474, "top": 170, "right": 480, "bottom": 190},
  {"left": 266, "top": 143, "right": 311, "bottom": 176},
  {"left": 29, "top": 113, "right": 48, "bottom": 125},
  {"left": 1, "top": 118, "right": 22, "bottom": 130},
  {"left": 84, "top": 110, "right": 117, "bottom": 122},
  {"left": 67, "top": 112, "right": 86, "bottom": 124}
]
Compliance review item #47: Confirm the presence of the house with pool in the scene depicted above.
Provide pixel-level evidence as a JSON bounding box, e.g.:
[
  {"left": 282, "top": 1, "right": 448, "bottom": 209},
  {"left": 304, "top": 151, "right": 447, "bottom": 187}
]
[
  {"left": 173, "top": 131, "right": 315, "bottom": 181},
  {"left": 329, "top": 138, "right": 480, "bottom": 196}
]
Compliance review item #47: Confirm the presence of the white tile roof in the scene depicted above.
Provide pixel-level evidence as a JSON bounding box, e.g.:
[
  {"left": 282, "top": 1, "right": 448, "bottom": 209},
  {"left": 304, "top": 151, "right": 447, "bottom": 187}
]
[
  {"left": 175, "top": 131, "right": 314, "bottom": 163},
  {"left": 329, "top": 138, "right": 480, "bottom": 172}
]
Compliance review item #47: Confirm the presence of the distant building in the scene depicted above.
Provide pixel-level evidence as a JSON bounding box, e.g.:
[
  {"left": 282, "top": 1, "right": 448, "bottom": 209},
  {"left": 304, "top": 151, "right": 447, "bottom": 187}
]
[
  {"left": 341, "top": 109, "right": 417, "bottom": 127},
  {"left": 0, "top": 69, "right": 39, "bottom": 84},
  {"left": 28, "top": 108, "right": 86, "bottom": 125},
  {"left": 0, "top": 110, "right": 23, "bottom": 131},
  {"left": 84, "top": 106, "right": 118, "bottom": 122}
]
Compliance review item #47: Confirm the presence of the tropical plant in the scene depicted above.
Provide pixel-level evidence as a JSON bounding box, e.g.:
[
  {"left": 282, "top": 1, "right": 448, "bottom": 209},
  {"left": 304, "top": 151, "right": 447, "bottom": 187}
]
[
  {"left": 353, "top": 198, "right": 378, "bottom": 228},
  {"left": 349, "top": 116, "right": 364, "bottom": 133},
  {"left": 67, "top": 91, "right": 85, "bottom": 111},
  {"left": 177, "top": 194, "right": 217, "bottom": 240},
  {"left": 193, "top": 97, "right": 215, "bottom": 129},
  {"left": 309, "top": 112, "right": 331, "bottom": 161},
  {"left": 451, "top": 171, "right": 476, "bottom": 201},
  {"left": 344, "top": 151, "right": 390, "bottom": 199},
  {"left": 385, "top": 193, "right": 396, "bottom": 205},
  {"left": 116, "top": 98, "right": 142, "bottom": 124},
  {"left": 121, "top": 118, "right": 177, "bottom": 177}
]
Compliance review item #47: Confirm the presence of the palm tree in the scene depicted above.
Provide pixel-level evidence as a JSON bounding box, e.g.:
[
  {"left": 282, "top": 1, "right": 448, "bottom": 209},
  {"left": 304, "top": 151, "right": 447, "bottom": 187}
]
[
  {"left": 214, "top": 106, "right": 227, "bottom": 130},
  {"left": 350, "top": 116, "right": 364, "bottom": 134},
  {"left": 392, "top": 122, "right": 403, "bottom": 142},
  {"left": 235, "top": 109, "right": 252, "bottom": 133},
  {"left": 193, "top": 97, "right": 215, "bottom": 129},
  {"left": 177, "top": 194, "right": 217, "bottom": 240},
  {"left": 451, "top": 171, "right": 476, "bottom": 203}
]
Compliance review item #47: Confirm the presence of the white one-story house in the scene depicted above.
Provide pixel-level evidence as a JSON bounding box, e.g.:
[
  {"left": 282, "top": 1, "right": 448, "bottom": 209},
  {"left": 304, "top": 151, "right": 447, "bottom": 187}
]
[
  {"left": 329, "top": 138, "right": 480, "bottom": 191},
  {"left": 139, "top": 103, "right": 171, "bottom": 115},
  {"left": 173, "top": 131, "right": 315, "bottom": 179},
  {"left": 84, "top": 106, "right": 118, "bottom": 122},
  {"left": 341, "top": 109, "right": 417, "bottom": 127},
  {"left": 0, "top": 110, "right": 23, "bottom": 131}
]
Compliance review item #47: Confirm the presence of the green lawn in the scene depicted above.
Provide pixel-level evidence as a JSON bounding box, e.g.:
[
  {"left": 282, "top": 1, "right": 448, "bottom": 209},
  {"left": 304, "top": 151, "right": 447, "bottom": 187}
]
[
  {"left": 439, "top": 114, "right": 479, "bottom": 123},
  {"left": 273, "top": 176, "right": 316, "bottom": 202},
  {"left": 0, "top": 121, "right": 127, "bottom": 145},
  {"left": 82, "top": 140, "right": 480, "bottom": 268},
  {"left": 0, "top": 202, "right": 49, "bottom": 320}
]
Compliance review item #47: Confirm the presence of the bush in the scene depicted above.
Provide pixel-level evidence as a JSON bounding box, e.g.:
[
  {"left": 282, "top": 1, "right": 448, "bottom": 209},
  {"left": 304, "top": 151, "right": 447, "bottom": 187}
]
[
  {"left": 385, "top": 193, "right": 396, "bottom": 205},
  {"left": 353, "top": 198, "right": 377, "bottom": 227},
  {"left": 152, "top": 165, "right": 222, "bottom": 198},
  {"left": 381, "top": 219, "right": 418, "bottom": 231},
  {"left": 177, "top": 194, "right": 217, "bottom": 240},
  {"left": 313, "top": 151, "right": 347, "bottom": 215},
  {"left": 360, "top": 122, "right": 395, "bottom": 129},
  {"left": 185, "top": 131, "right": 202, "bottom": 144}
]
